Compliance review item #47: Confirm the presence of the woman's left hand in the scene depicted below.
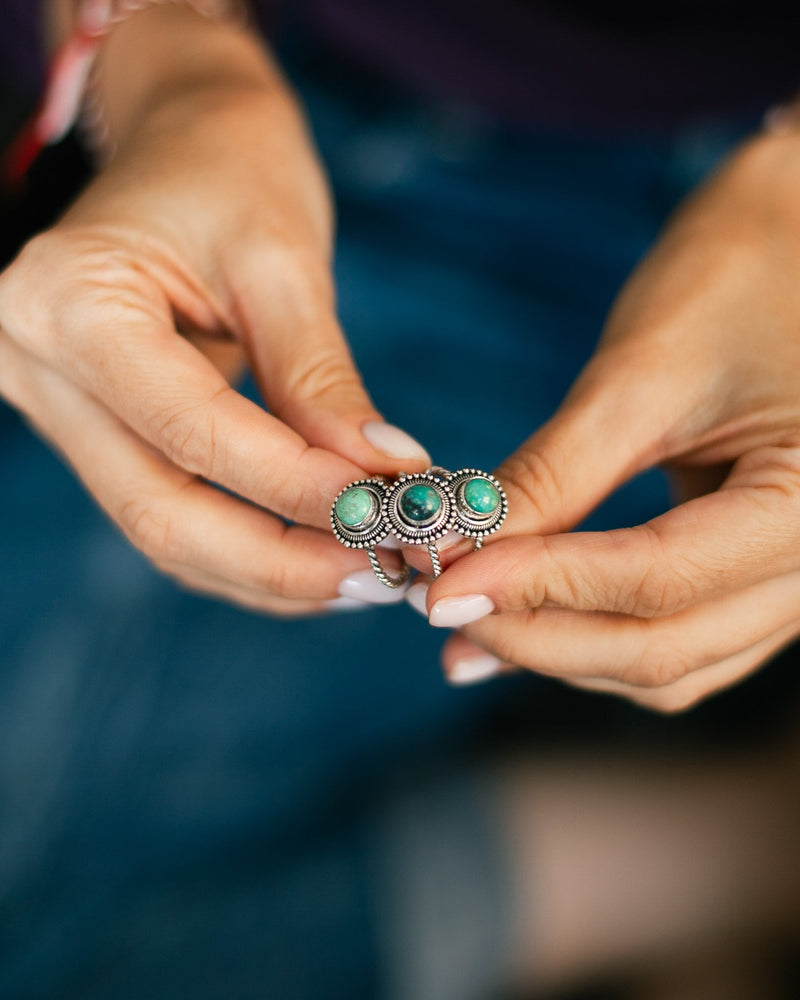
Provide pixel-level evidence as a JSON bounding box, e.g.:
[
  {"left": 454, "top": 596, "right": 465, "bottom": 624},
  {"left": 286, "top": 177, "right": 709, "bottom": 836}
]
[{"left": 421, "top": 128, "right": 800, "bottom": 712}]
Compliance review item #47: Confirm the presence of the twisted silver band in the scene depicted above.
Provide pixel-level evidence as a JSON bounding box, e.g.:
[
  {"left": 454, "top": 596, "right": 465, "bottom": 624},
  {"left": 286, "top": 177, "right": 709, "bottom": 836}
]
[
  {"left": 428, "top": 541, "right": 443, "bottom": 579},
  {"left": 366, "top": 548, "right": 412, "bottom": 589}
]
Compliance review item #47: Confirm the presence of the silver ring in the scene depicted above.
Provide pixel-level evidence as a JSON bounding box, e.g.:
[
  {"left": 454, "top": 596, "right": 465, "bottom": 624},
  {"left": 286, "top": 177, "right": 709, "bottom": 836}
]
[
  {"left": 330, "top": 478, "right": 410, "bottom": 588},
  {"left": 331, "top": 466, "right": 508, "bottom": 587},
  {"left": 382, "top": 470, "right": 457, "bottom": 579},
  {"left": 446, "top": 468, "right": 508, "bottom": 542}
]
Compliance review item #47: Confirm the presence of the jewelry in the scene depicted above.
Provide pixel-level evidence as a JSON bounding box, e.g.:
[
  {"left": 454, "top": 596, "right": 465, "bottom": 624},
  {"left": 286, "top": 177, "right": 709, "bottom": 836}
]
[
  {"left": 331, "top": 466, "right": 508, "bottom": 588},
  {"left": 330, "top": 478, "right": 411, "bottom": 589},
  {"left": 444, "top": 468, "right": 508, "bottom": 548},
  {"left": 383, "top": 470, "right": 457, "bottom": 578}
]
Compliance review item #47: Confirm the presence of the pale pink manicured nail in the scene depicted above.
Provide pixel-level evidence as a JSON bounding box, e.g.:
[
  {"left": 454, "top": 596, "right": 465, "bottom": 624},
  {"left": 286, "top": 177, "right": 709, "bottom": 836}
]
[
  {"left": 377, "top": 534, "right": 403, "bottom": 551},
  {"left": 324, "top": 596, "right": 372, "bottom": 613},
  {"left": 338, "top": 569, "right": 409, "bottom": 604},
  {"left": 362, "top": 421, "right": 431, "bottom": 463},
  {"left": 447, "top": 654, "right": 502, "bottom": 686},
  {"left": 429, "top": 594, "right": 495, "bottom": 628},
  {"left": 405, "top": 581, "right": 429, "bottom": 617}
]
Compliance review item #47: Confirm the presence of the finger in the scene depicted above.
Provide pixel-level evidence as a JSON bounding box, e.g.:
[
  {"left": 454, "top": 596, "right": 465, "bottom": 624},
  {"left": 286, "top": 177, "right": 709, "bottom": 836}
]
[
  {"left": 154, "top": 560, "right": 328, "bottom": 616},
  {"left": 491, "top": 338, "right": 698, "bottom": 539},
  {"left": 144, "top": 557, "right": 371, "bottom": 616},
  {"left": 565, "top": 623, "right": 800, "bottom": 713},
  {"left": 0, "top": 238, "right": 366, "bottom": 528},
  {"left": 439, "top": 633, "right": 515, "bottom": 686},
  {"left": 443, "top": 569, "right": 800, "bottom": 687},
  {"left": 427, "top": 461, "right": 800, "bottom": 623},
  {"left": 411, "top": 337, "right": 712, "bottom": 576},
  {"left": 0, "top": 335, "right": 372, "bottom": 601},
  {"left": 224, "top": 245, "right": 431, "bottom": 474}
]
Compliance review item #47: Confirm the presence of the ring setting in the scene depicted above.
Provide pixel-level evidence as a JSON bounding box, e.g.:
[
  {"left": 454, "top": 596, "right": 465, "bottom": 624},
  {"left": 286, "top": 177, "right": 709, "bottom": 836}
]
[
  {"left": 383, "top": 471, "right": 456, "bottom": 546},
  {"left": 331, "top": 466, "right": 507, "bottom": 587},
  {"left": 446, "top": 468, "right": 508, "bottom": 545},
  {"left": 331, "top": 478, "right": 391, "bottom": 549}
]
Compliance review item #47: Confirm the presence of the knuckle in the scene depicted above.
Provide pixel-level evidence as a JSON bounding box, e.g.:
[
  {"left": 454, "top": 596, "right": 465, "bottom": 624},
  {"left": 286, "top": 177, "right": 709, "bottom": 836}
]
[
  {"left": 282, "top": 347, "right": 362, "bottom": 408},
  {"left": 535, "top": 535, "right": 591, "bottom": 610},
  {"left": 498, "top": 448, "right": 570, "bottom": 532},
  {"left": 626, "top": 641, "right": 694, "bottom": 688},
  {"left": 0, "top": 234, "right": 55, "bottom": 345},
  {"left": 250, "top": 555, "right": 293, "bottom": 599},
  {"left": 232, "top": 522, "right": 309, "bottom": 599},
  {"left": 506, "top": 538, "right": 548, "bottom": 610},
  {"left": 488, "top": 632, "right": 517, "bottom": 666},
  {"left": 621, "top": 524, "right": 695, "bottom": 617},
  {"left": 0, "top": 230, "right": 148, "bottom": 362},
  {"left": 118, "top": 499, "right": 185, "bottom": 562},
  {"left": 290, "top": 445, "right": 345, "bottom": 522},
  {"left": 149, "top": 386, "right": 229, "bottom": 478}
]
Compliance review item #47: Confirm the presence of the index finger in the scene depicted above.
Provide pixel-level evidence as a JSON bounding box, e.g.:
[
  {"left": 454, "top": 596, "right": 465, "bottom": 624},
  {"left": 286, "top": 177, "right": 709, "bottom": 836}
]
[{"left": 1, "top": 258, "right": 363, "bottom": 528}]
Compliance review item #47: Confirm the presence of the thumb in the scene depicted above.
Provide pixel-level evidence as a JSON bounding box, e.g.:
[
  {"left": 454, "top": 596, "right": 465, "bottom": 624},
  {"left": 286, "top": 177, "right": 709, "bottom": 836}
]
[
  {"left": 228, "top": 252, "right": 431, "bottom": 475},
  {"left": 495, "top": 344, "right": 676, "bottom": 538},
  {"left": 404, "top": 340, "right": 682, "bottom": 574}
]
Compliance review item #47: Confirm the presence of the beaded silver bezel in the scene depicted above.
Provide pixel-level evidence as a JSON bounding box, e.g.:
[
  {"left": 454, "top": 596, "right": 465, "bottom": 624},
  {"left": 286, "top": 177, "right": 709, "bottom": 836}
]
[
  {"left": 383, "top": 472, "right": 457, "bottom": 546},
  {"left": 330, "top": 478, "right": 391, "bottom": 549},
  {"left": 446, "top": 468, "right": 508, "bottom": 538}
]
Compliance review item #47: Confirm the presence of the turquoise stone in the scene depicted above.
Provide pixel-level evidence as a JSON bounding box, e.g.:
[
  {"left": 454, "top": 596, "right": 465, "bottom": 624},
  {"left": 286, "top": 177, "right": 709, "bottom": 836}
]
[
  {"left": 399, "top": 484, "right": 441, "bottom": 523},
  {"left": 463, "top": 477, "right": 499, "bottom": 514},
  {"left": 336, "top": 487, "right": 374, "bottom": 526}
]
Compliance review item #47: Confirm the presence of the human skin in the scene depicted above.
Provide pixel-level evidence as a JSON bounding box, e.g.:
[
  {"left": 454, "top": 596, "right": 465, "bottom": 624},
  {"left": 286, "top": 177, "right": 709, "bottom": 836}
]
[
  {"left": 5, "top": 7, "right": 800, "bottom": 706},
  {"left": 417, "top": 127, "right": 800, "bottom": 710},
  {"left": 0, "top": 4, "right": 429, "bottom": 614}
]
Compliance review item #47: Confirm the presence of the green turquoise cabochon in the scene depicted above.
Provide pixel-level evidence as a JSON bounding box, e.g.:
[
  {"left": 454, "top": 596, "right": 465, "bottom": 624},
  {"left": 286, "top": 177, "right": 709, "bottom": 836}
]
[
  {"left": 398, "top": 483, "right": 442, "bottom": 523},
  {"left": 335, "top": 486, "right": 374, "bottom": 526},
  {"left": 463, "top": 477, "right": 500, "bottom": 514}
]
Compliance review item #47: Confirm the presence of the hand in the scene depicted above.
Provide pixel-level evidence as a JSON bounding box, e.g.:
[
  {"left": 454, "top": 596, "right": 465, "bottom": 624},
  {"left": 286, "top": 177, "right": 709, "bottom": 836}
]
[
  {"left": 0, "top": 9, "right": 429, "bottom": 613},
  {"left": 420, "top": 129, "right": 800, "bottom": 710}
]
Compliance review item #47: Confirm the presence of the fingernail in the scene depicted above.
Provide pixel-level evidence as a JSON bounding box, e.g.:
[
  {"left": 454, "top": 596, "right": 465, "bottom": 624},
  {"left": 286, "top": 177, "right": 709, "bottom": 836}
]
[
  {"left": 338, "top": 569, "right": 409, "bottom": 604},
  {"left": 405, "top": 581, "right": 429, "bottom": 617},
  {"left": 429, "top": 594, "right": 495, "bottom": 628},
  {"left": 362, "top": 421, "right": 431, "bottom": 463},
  {"left": 324, "top": 596, "right": 373, "bottom": 613},
  {"left": 377, "top": 534, "right": 403, "bottom": 550},
  {"left": 447, "top": 654, "right": 502, "bottom": 686}
]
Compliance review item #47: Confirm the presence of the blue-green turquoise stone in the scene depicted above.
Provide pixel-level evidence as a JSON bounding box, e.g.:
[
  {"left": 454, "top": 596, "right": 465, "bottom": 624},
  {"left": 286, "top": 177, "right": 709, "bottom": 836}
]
[
  {"left": 336, "top": 487, "right": 374, "bottom": 526},
  {"left": 463, "top": 477, "right": 500, "bottom": 514},
  {"left": 399, "top": 484, "right": 441, "bottom": 523}
]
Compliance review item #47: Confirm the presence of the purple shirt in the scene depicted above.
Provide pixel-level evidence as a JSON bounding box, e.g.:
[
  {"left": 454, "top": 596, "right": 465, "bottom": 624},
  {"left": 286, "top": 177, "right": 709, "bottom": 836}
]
[{"left": 2, "top": 1, "right": 800, "bottom": 129}]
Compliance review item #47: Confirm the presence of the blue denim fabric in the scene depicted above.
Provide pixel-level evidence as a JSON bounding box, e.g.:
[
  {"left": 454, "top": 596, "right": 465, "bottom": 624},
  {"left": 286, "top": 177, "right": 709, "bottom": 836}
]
[{"left": 0, "top": 65, "right": 753, "bottom": 999}]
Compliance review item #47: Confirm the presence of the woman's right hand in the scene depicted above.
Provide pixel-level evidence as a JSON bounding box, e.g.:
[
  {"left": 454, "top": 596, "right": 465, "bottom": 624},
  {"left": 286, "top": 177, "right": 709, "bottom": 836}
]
[{"left": 0, "top": 5, "right": 429, "bottom": 613}]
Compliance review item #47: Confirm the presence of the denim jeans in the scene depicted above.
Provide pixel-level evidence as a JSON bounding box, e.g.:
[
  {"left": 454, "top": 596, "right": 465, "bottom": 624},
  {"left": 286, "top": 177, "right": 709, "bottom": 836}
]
[{"left": 0, "top": 57, "right": 754, "bottom": 1000}]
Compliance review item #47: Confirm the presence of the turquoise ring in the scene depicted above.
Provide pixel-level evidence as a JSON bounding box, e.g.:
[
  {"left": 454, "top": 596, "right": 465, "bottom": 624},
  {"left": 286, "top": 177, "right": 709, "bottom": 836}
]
[
  {"left": 331, "top": 466, "right": 507, "bottom": 586},
  {"left": 330, "top": 478, "right": 411, "bottom": 589},
  {"left": 445, "top": 468, "right": 508, "bottom": 548}
]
